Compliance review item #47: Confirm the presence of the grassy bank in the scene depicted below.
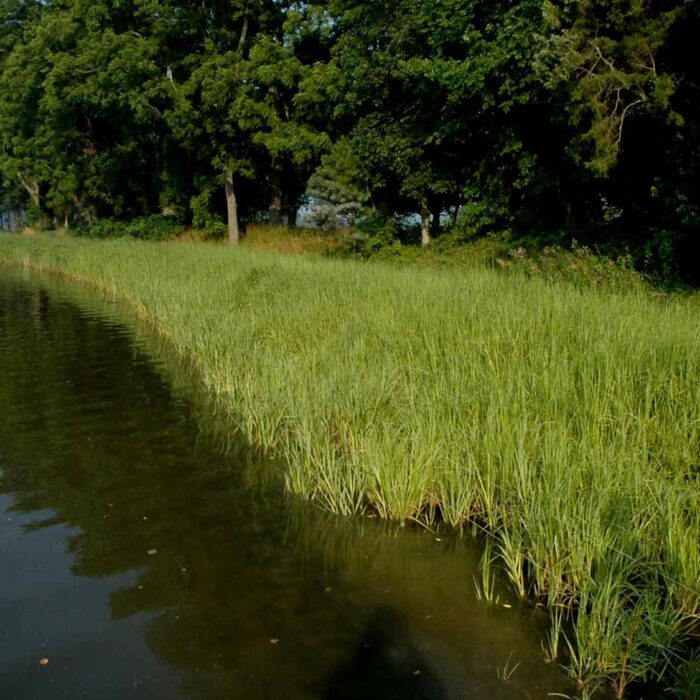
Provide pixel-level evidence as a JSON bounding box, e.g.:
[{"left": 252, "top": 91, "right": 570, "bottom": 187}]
[{"left": 1, "top": 234, "right": 699, "bottom": 697}]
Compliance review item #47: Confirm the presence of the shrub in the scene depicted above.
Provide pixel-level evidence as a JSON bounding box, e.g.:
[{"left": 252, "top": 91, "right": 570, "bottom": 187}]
[
  {"left": 126, "top": 215, "right": 183, "bottom": 241},
  {"left": 75, "top": 215, "right": 183, "bottom": 241},
  {"left": 353, "top": 215, "right": 397, "bottom": 255},
  {"left": 204, "top": 220, "right": 228, "bottom": 240}
]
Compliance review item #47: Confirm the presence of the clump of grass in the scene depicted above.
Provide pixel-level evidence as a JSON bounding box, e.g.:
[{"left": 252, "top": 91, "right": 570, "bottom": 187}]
[
  {"left": 242, "top": 224, "right": 346, "bottom": 257},
  {"left": 0, "top": 234, "right": 698, "bottom": 697}
]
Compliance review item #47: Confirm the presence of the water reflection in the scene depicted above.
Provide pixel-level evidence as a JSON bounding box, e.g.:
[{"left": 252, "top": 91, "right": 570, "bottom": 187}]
[{"left": 0, "top": 269, "right": 569, "bottom": 699}]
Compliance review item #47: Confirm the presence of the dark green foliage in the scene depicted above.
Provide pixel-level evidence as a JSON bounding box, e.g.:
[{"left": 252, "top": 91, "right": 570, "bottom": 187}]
[
  {"left": 76, "top": 215, "right": 183, "bottom": 241},
  {"left": 0, "top": 0, "right": 697, "bottom": 280},
  {"left": 306, "top": 138, "right": 370, "bottom": 229},
  {"left": 203, "top": 220, "right": 229, "bottom": 240},
  {"left": 354, "top": 215, "right": 397, "bottom": 255}
]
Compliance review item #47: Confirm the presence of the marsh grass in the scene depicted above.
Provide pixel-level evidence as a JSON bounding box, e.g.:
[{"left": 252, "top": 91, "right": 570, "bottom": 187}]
[{"left": 1, "top": 234, "right": 699, "bottom": 697}]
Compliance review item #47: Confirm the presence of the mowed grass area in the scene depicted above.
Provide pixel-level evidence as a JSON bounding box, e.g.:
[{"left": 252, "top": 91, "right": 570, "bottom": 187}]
[{"left": 1, "top": 234, "right": 699, "bottom": 697}]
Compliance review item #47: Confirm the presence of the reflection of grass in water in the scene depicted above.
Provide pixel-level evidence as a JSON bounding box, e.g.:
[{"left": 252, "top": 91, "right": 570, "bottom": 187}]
[
  {"left": 1, "top": 235, "right": 699, "bottom": 697},
  {"left": 4, "top": 266, "right": 286, "bottom": 494}
]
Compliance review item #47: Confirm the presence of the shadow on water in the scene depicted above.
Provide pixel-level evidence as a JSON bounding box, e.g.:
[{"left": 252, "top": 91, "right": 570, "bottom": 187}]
[
  {"left": 0, "top": 268, "right": 571, "bottom": 699},
  {"left": 322, "top": 606, "right": 447, "bottom": 700}
]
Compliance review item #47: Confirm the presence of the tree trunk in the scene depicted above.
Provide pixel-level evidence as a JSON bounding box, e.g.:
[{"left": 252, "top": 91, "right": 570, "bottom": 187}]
[
  {"left": 269, "top": 162, "right": 283, "bottom": 225},
  {"left": 286, "top": 204, "right": 298, "bottom": 228},
  {"left": 431, "top": 204, "right": 441, "bottom": 238},
  {"left": 236, "top": 16, "right": 249, "bottom": 79},
  {"left": 564, "top": 200, "right": 574, "bottom": 231},
  {"left": 20, "top": 178, "right": 41, "bottom": 213},
  {"left": 225, "top": 171, "right": 240, "bottom": 245},
  {"left": 420, "top": 197, "right": 431, "bottom": 246},
  {"left": 237, "top": 16, "right": 249, "bottom": 54},
  {"left": 71, "top": 194, "right": 97, "bottom": 225}
]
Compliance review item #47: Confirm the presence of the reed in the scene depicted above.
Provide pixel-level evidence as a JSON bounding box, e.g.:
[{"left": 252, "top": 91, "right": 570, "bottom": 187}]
[{"left": 1, "top": 234, "right": 698, "bottom": 697}]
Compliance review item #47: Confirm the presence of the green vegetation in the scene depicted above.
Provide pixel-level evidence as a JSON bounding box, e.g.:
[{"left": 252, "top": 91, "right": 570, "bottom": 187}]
[
  {"left": 1, "top": 0, "right": 697, "bottom": 694},
  {"left": 239, "top": 224, "right": 652, "bottom": 294},
  {"left": 1, "top": 234, "right": 698, "bottom": 697},
  {"left": 1, "top": 0, "right": 698, "bottom": 281},
  {"left": 74, "top": 214, "right": 186, "bottom": 241}
]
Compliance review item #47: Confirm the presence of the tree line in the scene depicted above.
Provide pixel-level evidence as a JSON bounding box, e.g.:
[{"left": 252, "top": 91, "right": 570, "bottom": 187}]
[{"left": 1, "top": 0, "right": 698, "bottom": 281}]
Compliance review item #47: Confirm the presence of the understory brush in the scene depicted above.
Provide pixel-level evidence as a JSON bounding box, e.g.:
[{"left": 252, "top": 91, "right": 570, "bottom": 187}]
[
  {"left": 241, "top": 225, "right": 652, "bottom": 294},
  {"left": 74, "top": 214, "right": 184, "bottom": 241}
]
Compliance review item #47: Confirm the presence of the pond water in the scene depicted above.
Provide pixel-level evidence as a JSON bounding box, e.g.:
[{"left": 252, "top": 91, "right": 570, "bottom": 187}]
[{"left": 0, "top": 268, "right": 570, "bottom": 699}]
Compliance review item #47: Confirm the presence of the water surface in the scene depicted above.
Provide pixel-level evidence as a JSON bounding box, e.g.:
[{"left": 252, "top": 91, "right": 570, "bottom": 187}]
[{"left": 0, "top": 268, "right": 569, "bottom": 699}]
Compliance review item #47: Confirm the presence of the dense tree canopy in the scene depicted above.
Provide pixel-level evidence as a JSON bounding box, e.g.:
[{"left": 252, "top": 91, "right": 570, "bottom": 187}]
[{"left": 0, "top": 0, "right": 697, "bottom": 280}]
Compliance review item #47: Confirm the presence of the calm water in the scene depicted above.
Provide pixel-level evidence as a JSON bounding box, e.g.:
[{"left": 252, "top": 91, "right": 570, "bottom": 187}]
[{"left": 0, "top": 268, "right": 569, "bottom": 699}]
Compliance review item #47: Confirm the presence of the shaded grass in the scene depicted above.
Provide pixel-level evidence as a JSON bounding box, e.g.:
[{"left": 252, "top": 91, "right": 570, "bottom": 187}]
[
  {"left": 1, "top": 233, "right": 699, "bottom": 697},
  {"left": 240, "top": 225, "right": 652, "bottom": 295}
]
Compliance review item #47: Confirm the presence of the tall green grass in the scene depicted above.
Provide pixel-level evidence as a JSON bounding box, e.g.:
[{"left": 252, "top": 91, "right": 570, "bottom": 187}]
[{"left": 1, "top": 234, "right": 699, "bottom": 697}]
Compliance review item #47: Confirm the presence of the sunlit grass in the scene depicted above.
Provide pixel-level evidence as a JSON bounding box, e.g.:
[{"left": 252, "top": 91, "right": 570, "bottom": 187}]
[
  {"left": 242, "top": 224, "right": 346, "bottom": 256},
  {"left": 1, "top": 233, "right": 698, "bottom": 697}
]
